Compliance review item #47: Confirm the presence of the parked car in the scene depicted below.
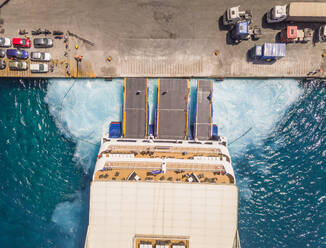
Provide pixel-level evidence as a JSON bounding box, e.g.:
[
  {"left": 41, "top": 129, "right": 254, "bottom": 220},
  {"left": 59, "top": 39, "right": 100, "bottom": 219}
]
[
  {"left": 0, "top": 49, "right": 5, "bottom": 58},
  {"left": 0, "top": 59, "right": 5, "bottom": 70},
  {"left": 33, "top": 38, "right": 53, "bottom": 48},
  {"left": 12, "top": 38, "right": 31, "bottom": 48},
  {"left": 9, "top": 61, "right": 28, "bottom": 70},
  {"left": 318, "top": 24, "right": 326, "bottom": 42},
  {"left": 0, "top": 37, "right": 11, "bottom": 47},
  {"left": 6, "top": 49, "right": 28, "bottom": 59},
  {"left": 30, "top": 63, "right": 48, "bottom": 73},
  {"left": 30, "top": 52, "right": 51, "bottom": 61}
]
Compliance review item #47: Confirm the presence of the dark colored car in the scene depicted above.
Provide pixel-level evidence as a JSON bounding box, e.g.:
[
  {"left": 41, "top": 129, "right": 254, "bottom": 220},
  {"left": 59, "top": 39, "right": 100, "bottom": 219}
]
[
  {"left": 0, "top": 59, "right": 5, "bottom": 70},
  {"left": 33, "top": 38, "right": 53, "bottom": 48},
  {"left": 6, "top": 49, "right": 28, "bottom": 59},
  {"left": 0, "top": 49, "right": 5, "bottom": 58}
]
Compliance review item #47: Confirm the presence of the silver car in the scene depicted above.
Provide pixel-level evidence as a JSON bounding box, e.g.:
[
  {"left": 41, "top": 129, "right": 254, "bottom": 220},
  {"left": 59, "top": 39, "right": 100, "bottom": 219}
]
[
  {"left": 33, "top": 38, "right": 53, "bottom": 48},
  {"left": 0, "top": 59, "right": 5, "bottom": 70},
  {"left": 0, "top": 37, "right": 11, "bottom": 47},
  {"left": 30, "top": 52, "right": 51, "bottom": 61},
  {"left": 9, "top": 61, "right": 28, "bottom": 71},
  {"left": 0, "top": 49, "right": 5, "bottom": 58}
]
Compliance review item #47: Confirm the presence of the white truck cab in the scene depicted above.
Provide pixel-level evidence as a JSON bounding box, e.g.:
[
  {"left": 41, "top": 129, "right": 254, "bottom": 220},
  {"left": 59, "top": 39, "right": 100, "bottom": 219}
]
[
  {"left": 223, "top": 6, "right": 252, "bottom": 27},
  {"left": 267, "top": 5, "right": 287, "bottom": 23}
]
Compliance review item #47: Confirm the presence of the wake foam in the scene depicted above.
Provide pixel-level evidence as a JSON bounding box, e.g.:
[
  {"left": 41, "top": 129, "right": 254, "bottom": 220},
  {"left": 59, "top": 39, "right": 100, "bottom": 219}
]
[
  {"left": 212, "top": 79, "right": 303, "bottom": 200},
  {"left": 45, "top": 78, "right": 124, "bottom": 171},
  {"left": 51, "top": 192, "right": 87, "bottom": 247},
  {"left": 46, "top": 79, "right": 124, "bottom": 247},
  {"left": 212, "top": 78, "right": 303, "bottom": 156}
]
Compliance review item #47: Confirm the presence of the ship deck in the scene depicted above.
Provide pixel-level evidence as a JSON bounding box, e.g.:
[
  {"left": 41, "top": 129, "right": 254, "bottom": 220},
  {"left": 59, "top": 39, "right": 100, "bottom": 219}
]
[
  {"left": 123, "top": 78, "right": 148, "bottom": 138},
  {"left": 100, "top": 145, "right": 230, "bottom": 162},
  {"left": 94, "top": 161, "right": 234, "bottom": 184},
  {"left": 156, "top": 79, "right": 188, "bottom": 140},
  {"left": 95, "top": 140, "right": 234, "bottom": 185},
  {"left": 195, "top": 80, "right": 213, "bottom": 140}
]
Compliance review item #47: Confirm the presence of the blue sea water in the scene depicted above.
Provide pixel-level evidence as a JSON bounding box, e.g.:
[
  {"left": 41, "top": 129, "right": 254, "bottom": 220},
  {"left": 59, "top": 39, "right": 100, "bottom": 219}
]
[{"left": 0, "top": 78, "right": 325, "bottom": 248}]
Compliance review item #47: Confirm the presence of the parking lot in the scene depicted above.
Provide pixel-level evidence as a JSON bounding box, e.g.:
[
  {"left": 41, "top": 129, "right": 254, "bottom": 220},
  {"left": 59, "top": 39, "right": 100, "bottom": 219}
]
[{"left": 0, "top": 0, "right": 326, "bottom": 78}]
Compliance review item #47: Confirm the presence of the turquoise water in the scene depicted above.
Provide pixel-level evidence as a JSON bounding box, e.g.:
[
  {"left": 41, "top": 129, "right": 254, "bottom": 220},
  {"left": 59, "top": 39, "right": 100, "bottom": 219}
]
[{"left": 0, "top": 78, "right": 325, "bottom": 247}]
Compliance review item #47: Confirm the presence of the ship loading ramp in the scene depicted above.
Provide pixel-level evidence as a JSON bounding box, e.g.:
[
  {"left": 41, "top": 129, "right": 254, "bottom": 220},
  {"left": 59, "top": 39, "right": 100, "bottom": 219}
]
[
  {"left": 123, "top": 78, "right": 148, "bottom": 138},
  {"left": 195, "top": 80, "right": 213, "bottom": 140},
  {"left": 156, "top": 79, "right": 189, "bottom": 140}
]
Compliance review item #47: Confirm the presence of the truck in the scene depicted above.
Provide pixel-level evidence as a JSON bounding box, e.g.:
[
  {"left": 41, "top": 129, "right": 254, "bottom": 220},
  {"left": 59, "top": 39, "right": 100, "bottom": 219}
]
[
  {"left": 267, "top": 2, "right": 326, "bottom": 23},
  {"left": 230, "top": 20, "right": 250, "bottom": 44},
  {"left": 250, "top": 43, "right": 286, "bottom": 62},
  {"left": 280, "top": 26, "right": 313, "bottom": 43},
  {"left": 223, "top": 6, "right": 252, "bottom": 28},
  {"left": 230, "top": 20, "right": 262, "bottom": 44}
]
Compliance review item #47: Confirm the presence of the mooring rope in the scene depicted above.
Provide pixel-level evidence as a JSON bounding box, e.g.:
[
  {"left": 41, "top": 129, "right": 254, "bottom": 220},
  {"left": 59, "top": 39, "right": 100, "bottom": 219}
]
[
  {"left": 58, "top": 80, "right": 98, "bottom": 146},
  {"left": 229, "top": 127, "right": 253, "bottom": 145}
]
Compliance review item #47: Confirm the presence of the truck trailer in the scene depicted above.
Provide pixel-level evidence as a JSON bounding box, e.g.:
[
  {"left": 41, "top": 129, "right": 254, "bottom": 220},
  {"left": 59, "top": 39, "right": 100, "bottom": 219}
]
[
  {"left": 250, "top": 43, "right": 286, "bottom": 62},
  {"left": 267, "top": 2, "right": 326, "bottom": 23}
]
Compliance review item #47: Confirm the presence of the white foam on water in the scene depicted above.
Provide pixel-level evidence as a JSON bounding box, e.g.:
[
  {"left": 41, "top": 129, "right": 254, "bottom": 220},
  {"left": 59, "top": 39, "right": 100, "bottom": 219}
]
[
  {"left": 237, "top": 177, "right": 253, "bottom": 201},
  {"left": 147, "top": 78, "right": 158, "bottom": 124},
  {"left": 212, "top": 78, "right": 303, "bottom": 156},
  {"left": 212, "top": 79, "right": 303, "bottom": 200},
  {"left": 45, "top": 78, "right": 124, "bottom": 171},
  {"left": 51, "top": 192, "right": 84, "bottom": 247},
  {"left": 46, "top": 78, "right": 124, "bottom": 247},
  {"left": 188, "top": 79, "right": 198, "bottom": 124}
]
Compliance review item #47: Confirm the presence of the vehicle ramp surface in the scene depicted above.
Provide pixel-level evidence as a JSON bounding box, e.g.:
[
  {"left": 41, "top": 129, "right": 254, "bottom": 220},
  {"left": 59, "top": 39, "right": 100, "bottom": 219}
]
[
  {"left": 156, "top": 78, "right": 188, "bottom": 139},
  {"left": 123, "top": 78, "right": 148, "bottom": 138},
  {"left": 195, "top": 80, "right": 213, "bottom": 140}
]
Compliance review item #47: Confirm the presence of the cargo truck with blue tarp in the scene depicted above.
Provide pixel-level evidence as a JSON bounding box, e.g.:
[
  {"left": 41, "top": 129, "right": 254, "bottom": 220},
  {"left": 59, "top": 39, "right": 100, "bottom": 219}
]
[
  {"left": 250, "top": 43, "right": 286, "bottom": 62},
  {"left": 230, "top": 20, "right": 250, "bottom": 44},
  {"left": 230, "top": 20, "right": 262, "bottom": 44}
]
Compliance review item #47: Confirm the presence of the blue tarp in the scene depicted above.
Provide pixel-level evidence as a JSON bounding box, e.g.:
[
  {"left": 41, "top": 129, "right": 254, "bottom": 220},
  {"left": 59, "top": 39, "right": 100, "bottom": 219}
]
[
  {"left": 109, "top": 122, "right": 121, "bottom": 138},
  {"left": 236, "top": 21, "right": 249, "bottom": 35},
  {"left": 212, "top": 124, "right": 218, "bottom": 140},
  {"left": 148, "top": 124, "right": 154, "bottom": 136},
  {"left": 152, "top": 170, "right": 162, "bottom": 174},
  {"left": 262, "top": 43, "right": 286, "bottom": 58}
]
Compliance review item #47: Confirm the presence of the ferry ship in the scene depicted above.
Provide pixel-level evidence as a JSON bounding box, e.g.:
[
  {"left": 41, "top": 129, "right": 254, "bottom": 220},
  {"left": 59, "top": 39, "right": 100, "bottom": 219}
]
[{"left": 84, "top": 78, "right": 241, "bottom": 248}]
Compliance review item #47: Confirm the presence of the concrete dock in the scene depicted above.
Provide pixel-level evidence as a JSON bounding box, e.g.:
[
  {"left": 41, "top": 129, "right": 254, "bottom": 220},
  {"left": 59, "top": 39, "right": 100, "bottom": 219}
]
[{"left": 0, "top": 0, "right": 326, "bottom": 78}]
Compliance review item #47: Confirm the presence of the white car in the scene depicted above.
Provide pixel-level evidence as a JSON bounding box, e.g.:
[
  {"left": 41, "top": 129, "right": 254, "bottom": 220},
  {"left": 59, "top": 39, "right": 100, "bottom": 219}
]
[
  {"left": 0, "top": 37, "right": 11, "bottom": 47},
  {"left": 30, "top": 52, "right": 51, "bottom": 61},
  {"left": 30, "top": 63, "right": 49, "bottom": 73}
]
